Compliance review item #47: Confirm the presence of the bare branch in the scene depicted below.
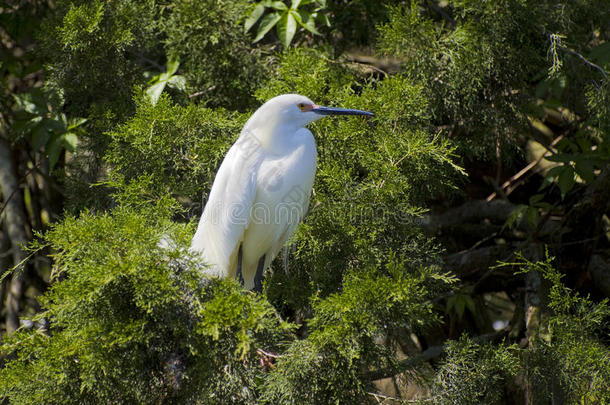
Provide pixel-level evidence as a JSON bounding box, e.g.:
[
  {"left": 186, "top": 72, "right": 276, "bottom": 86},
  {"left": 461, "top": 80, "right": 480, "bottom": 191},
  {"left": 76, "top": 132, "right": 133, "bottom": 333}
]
[{"left": 559, "top": 46, "right": 608, "bottom": 80}]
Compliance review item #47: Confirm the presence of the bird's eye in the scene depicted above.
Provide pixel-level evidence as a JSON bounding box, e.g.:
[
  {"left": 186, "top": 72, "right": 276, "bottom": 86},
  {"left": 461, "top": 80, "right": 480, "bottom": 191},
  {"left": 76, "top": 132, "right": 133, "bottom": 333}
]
[{"left": 298, "top": 103, "right": 313, "bottom": 112}]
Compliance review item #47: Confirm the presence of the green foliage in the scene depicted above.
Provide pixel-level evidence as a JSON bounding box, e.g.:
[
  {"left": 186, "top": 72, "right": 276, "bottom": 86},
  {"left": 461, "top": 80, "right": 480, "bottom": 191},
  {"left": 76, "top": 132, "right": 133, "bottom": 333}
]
[
  {"left": 325, "top": 0, "right": 398, "bottom": 50},
  {"left": 541, "top": 81, "right": 610, "bottom": 198},
  {"left": 3, "top": 1, "right": 609, "bottom": 403},
  {"left": 431, "top": 337, "right": 520, "bottom": 405},
  {"left": 505, "top": 253, "right": 610, "bottom": 404},
  {"left": 39, "top": 0, "right": 158, "bottom": 118},
  {"left": 258, "top": 50, "right": 462, "bottom": 313},
  {"left": 245, "top": 0, "right": 329, "bottom": 48},
  {"left": 0, "top": 206, "right": 290, "bottom": 404},
  {"left": 378, "top": 1, "right": 547, "bottom": 162},
  {"left": 504, "top": 194, "right": 552, "bottom": 230},
  {"left": 145, "top": 58, "right": 187, "bottom": 106},
  {"left": 12, "top": 88, "right": 85, "bottom": 169},
  {"left": 162, "top": 0, "right": 268, "bottom": 110},
  {"left": 263, "top": 263, "right": 456, "bottom": 404},
  {"left": 105, "top": 93, "right": 247, "bottom": 215}
]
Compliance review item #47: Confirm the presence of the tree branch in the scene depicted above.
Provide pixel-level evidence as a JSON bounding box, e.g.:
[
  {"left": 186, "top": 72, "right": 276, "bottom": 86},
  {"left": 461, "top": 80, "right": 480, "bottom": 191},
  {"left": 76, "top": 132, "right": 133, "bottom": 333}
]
[
  {"left": 365, "top": 329, "right": 510, "bottom": 381},
  {"left": 559, "top": 46, "right": 608, "bottom": 80}
]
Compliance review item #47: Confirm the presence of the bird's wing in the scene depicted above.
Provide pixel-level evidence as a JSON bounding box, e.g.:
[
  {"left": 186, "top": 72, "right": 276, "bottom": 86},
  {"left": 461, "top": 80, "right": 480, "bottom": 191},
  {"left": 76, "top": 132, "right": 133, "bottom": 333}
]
[
  {"left": 270, "top": 181, "right": 311, "bottom": 267},
  {"left": 191, "top": 134, "right": 264, "bottom": 277}
]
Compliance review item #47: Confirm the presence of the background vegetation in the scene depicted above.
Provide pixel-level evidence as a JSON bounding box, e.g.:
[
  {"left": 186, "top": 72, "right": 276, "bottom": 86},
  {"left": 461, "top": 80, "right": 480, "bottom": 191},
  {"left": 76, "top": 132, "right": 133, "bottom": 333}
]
[{"left": 0, "top": 0, "right": 608, "bottom": 403}]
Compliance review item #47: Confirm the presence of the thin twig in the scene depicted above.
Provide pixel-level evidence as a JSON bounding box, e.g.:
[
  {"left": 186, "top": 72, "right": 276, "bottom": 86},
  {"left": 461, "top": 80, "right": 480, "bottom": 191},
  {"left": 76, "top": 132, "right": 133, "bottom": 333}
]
[
  {"left": 559, "top": 46, "right": 608, "bottom": 80},
  {"left": 427, "top": 0, "right": 456, "bottom": 27},
  {"left": 189, "top": 86, "right": 216, "bottom": 99},
  {"left": 487, "top": 135, "right": 564, "bottom": 202},
  {"left": 368, "top": 391, "right": 406, "bottom": 404},
  {"left": 256, "top": 348, "right": 281, "bottom": 358}
]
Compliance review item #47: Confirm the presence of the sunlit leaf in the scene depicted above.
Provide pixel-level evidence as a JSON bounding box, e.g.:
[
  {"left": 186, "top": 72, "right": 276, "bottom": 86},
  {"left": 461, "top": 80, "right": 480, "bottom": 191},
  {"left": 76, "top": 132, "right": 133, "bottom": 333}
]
[
  {"left": 63, "top": 133, "right": 79, "bottom": 152},
  {"left": 296, "top": 10, "right": 320, "bottom": 35},
  {"left": 316, "top": 11, "right": 330, "bottom": 27},
  {"left": 165, "top": 58, "right": 180, "bottom": 76},
  {"left": 277, "top": 12, "right": 297, "bottom": 47},
  {"left": 253, "top": 12, "right": 281, "bottom": 42},
  {"left": 146, "top": 81, "right": 166, "bottom": 106},
  {"left": 167, "top": 75, "right": 187, "bottom": 91},
  {"left": 573, "top": 158, "right": 595, "bottom": 183},
  {"left": 244, "top": 3, "right": 265, "bottom": 32},
  {"left": 67, "top": 117, "right": 87, "bottom": 130},
  {"left": 32, "top": 125, "right": 50, "bottom": 151},
  {"left": 267, "top": 1, "right": 288, "bottom": 11}
]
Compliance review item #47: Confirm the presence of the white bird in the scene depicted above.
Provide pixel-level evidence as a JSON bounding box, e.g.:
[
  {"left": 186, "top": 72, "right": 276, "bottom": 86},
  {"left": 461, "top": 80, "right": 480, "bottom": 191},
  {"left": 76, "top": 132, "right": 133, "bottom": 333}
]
[{"left": 191, "top": 94, "right": 373, "bottom": 291}]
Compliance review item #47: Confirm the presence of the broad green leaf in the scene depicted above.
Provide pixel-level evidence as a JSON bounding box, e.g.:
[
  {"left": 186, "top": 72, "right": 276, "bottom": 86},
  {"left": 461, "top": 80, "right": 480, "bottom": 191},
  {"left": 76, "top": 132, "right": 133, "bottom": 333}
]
[
  {"left": 316, "top": 11, "right": 330, "bottom": 27},
  {"left": 545, "top": 153, "right": 572, "bottom": 163},
  {"left": 15, "top": 116, "right": 42, "bottom": 138},
  {"left": 296, "top": 10, "right": 320, "bottom": 35},
  {"left": 529, "top": 194, "right": 544, "bottom": 205},
  {"left": 32, "top": 124, "right": 50, "bottom": 151},
  {"left": 166, "top": 58, "right": 180, "bottom": 76},
  {"left": 557, "top": 165, "right": 575, "bottom": 199},
  {"left": 67, "top": 117, "right": 87, "bottom": 130},
  {"left": 573, "top": 158, "right": 595, "bottom": 183},
  {"left": 267, "top": 1, "right": 288, "bottom": 11},
  {"left": 277, "top": 12, "right": 297, "bottom": 48},
  {"left": 244, "top": 3, "right": 265, "bottom": 32},
  {"left": 46, "top": 118, "right": 67, "bottom": 133},
  {"left": 167, "top": 75, "right": 187, "bottom": 91},
  {"left": 575, "top": 135, "right": 592, "bottom": 153},
  {"left": 505, "top": 204, "right": 528, "bottom": 229},
  {"left": 253, "top": 12, "right": 281, "bottom": 42},
  {"left": 146, "top": 81, "right": 167, "bottom": 106},
  {"left": 63, "top": 133, "right": 78, "bottom": 152},
  {"left": 455, "top": 297, "right": 465, "bottom": 319},
  {"left": 14, "top": 93, "right": 44, "bottom": 115},
  {"left": 47, "top": 133, "right": 63, "bottom": 169},
  {"left": 463, "top": 295, "right": 476, "bottom": 314},
  {"left": 540, "top": 165, "right": 563, "bottom": 190},
  {"left": 525, "top": 206, "right": 538, "bottom": 227},
  {"left": 291, "top": 0, "right": 302, "bottom": 9}
]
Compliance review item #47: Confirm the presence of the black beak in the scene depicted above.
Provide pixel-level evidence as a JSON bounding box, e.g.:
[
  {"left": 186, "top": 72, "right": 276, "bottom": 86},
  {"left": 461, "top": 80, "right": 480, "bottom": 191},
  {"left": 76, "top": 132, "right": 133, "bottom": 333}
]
[{"left": 312, "top": 105, "right": 375, "bottom": 117}]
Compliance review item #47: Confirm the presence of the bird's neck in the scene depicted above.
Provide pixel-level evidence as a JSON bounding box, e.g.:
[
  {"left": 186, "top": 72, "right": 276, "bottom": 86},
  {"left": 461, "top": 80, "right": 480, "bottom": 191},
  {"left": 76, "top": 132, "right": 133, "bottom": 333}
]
[{"left": 242, "top": 120, "right": 300, "bottom": 155}]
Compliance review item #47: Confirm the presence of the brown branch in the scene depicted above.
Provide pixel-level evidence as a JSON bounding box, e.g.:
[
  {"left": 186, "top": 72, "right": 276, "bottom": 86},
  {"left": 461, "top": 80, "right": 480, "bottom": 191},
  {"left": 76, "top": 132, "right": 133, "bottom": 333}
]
[
  {"left": 487, "top": 135, "right": 564, "bottom": 202},
  {"left": 365, "top": 329, "right": 510, "bottom": 381}
]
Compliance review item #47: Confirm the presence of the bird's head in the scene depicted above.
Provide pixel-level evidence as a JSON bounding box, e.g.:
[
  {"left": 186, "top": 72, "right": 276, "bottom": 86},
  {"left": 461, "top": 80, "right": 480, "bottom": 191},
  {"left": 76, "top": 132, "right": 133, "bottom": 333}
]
[{"left": 255, "top": 94, "right": 374, "bottom": 128}]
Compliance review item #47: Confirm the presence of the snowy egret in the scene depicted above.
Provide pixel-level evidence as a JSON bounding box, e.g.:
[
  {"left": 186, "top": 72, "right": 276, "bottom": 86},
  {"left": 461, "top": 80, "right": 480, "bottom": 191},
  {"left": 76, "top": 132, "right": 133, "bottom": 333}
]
[{"left": 191, "top": 94, "right": 373, "bottom": 291}]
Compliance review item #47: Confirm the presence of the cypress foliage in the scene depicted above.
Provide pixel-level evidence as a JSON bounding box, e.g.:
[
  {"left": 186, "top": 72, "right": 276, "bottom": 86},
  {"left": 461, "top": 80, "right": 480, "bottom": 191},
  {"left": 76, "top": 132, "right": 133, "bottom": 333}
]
[{"left": 1, "top": 1, "right": 608, "bottom": 403}]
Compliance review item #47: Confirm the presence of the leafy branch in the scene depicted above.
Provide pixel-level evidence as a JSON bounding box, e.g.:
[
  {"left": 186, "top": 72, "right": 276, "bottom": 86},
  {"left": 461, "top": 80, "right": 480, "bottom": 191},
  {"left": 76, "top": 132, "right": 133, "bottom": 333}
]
[
  {"left": 145, "top": 58, "right": 186, "bottom": 106},
  {"left": 244, "top": 0, "right": 330, "bottom": 48}
]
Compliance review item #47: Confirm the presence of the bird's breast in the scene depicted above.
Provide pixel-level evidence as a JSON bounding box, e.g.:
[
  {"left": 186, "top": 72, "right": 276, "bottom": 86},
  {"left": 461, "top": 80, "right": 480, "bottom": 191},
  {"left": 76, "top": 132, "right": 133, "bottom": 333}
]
[
  {"left": 240, "top": 133, "right": 317, "bottom": 265},
  {"left": 255, "top": 138, "right": 317, "bottom": 219}
]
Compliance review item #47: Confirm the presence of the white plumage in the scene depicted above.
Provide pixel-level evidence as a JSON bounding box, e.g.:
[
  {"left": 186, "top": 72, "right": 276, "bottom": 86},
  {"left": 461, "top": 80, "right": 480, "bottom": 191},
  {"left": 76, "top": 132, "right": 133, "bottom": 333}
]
[{"left": 191, "top": 94, "right": 373, "bottom": 290}]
